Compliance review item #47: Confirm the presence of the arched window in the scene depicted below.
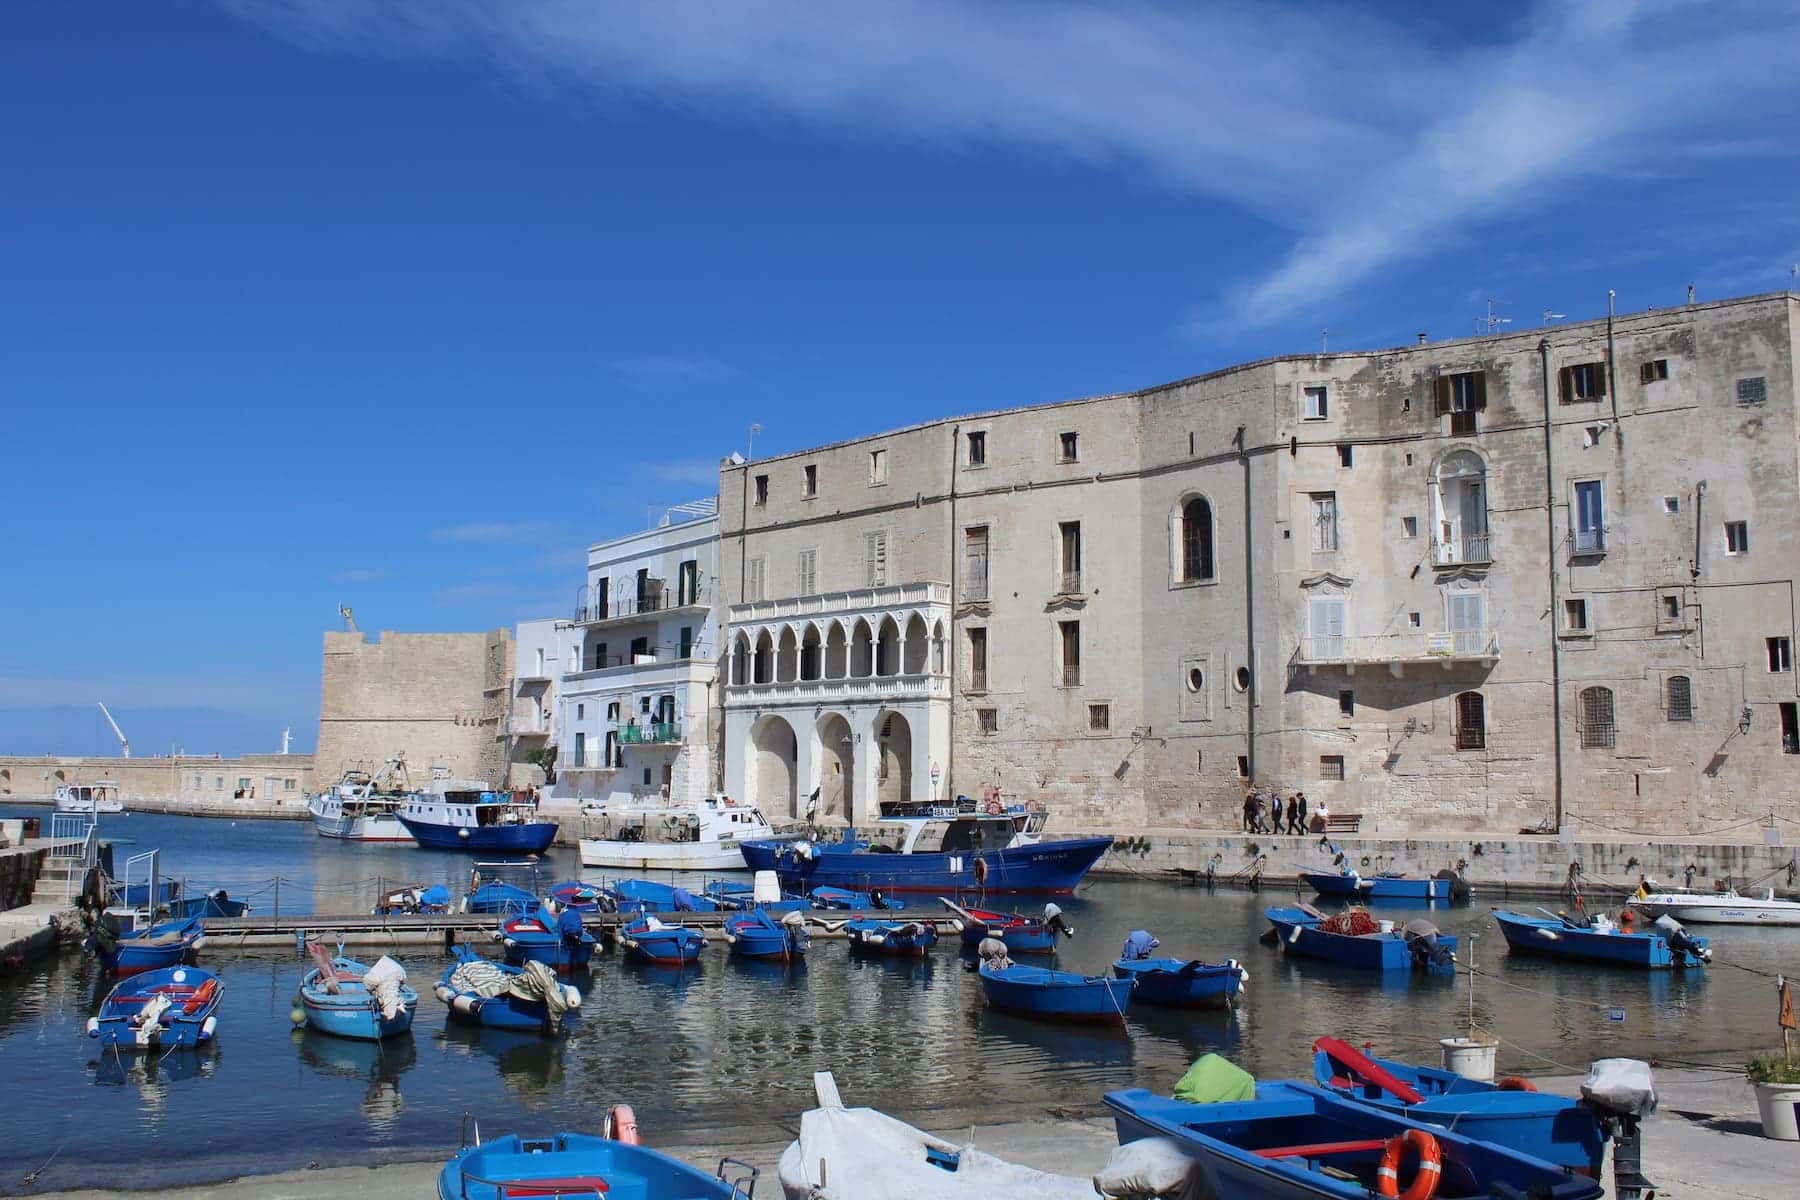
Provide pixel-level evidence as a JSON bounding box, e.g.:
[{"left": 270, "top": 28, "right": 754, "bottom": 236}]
[
  {"left": 1454, "top": 692, "right": 1486, "bottom": 750},
  {"left": 1433, "top": 450, "right": 1490, "bottom": 564},
  {"left": 1181, "top": 498, "right": 1214, "bottom": 582},
  {"left": 1579, "top": 686, "right": 1616, "bottom": 748},
  {"left": 1666, "top": 675, "right": 1693, "bottom": 722}
]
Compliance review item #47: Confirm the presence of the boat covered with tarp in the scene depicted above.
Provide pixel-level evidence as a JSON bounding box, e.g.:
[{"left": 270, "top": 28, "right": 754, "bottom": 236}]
[
  {"left": 845, "top": 918, "right": 938, "bottom": 957},
  {"left": 434, "top": 945, "right": 581, "bottom": 1033},
  {"left": 86, "top": 914, "right": 206, "bottom": 976}
]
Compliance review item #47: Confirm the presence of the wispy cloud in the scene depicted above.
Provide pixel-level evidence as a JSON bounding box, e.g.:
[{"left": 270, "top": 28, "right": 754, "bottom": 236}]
[
  {"left": 644, "top": 459, "right": 724, "bottom": 486},
  {"left": 610, "top": 356, "right": 737, "bottom": 386},
  {"left": 217, "top": 1, "right": 1800, "bottom": 323},
  {"left": 331, "top": 567, "right": 391, "bottom": 583},
  {"left": 431, "top": 519, "right": 559, "bottom": 544}
]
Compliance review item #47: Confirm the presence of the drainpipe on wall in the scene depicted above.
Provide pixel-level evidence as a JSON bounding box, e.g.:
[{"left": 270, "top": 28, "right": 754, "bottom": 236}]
[
  {"left": 1693, "top": 480, "right": 1706, "bottom": 660},
  {"left": 1540, "top": 339, "right": 1567, "bottom": 832},
  {"left": 1237, "top": 423, "right": 1256, "bottom": 785},
  {"left": 947, "top": 424, "right": 959, "bottom": 804}
]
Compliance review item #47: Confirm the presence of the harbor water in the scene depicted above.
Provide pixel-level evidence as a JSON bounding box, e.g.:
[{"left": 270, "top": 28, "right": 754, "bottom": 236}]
[{"left": 1, "top": 811, "right": 1793, "bottom": 1194}]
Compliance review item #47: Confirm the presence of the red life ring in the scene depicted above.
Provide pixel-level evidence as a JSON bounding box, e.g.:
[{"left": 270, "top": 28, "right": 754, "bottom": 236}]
[
  {"left": 1376, "top": 1129, "right": 1442, "bottom": 1200},
  {"left": 605, "top": 1104, "right": 640, "bottom": 1145}
]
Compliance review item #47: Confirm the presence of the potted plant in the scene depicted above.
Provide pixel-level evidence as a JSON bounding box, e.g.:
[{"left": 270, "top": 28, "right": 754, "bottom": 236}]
[{"left": 1746, "top": 1051, "right": 1800, "bottom": 1139}]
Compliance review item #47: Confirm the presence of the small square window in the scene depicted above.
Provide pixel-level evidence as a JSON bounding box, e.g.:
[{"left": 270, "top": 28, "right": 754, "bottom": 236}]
[
  {"left": 1319, "top": 754, "right": 1346, "bottom": 781},
  {"left": 1769, "top": 636, "right": 1792, "bottom": 673},
  {"left": 869, "top": 448, "right": 887, "bottom": 484},
  {"left": 1737, "top": 376, "right": 1768, "bottom": 406},
  {"left": 576, "top": 703, "right": 585, "bottom": 719},
  {"left": 284, "top": 778, "right": 296, "bottom": 791},
  {"left": 1662, "top": 496, "right": 1681, "bottom": 515},
  {"left": 978, "top": 708, "right": 998, "bottom": 736},
  {"left": 967, "top": 430, "right": 987, "bottom": 466},
  {"left": 753, "top": 474, "right": 769, "bottom": 506},
  {"left": 1564, "top": 598, "right": 1589, "bottom": 633},
  {"left": 1640, "top": 359, "right": 1669, "bottom": 383},
  {"left": 801, "top": 463, "right": 818, "bottom": 498},
  {"left": 1088, "top": 703, "right": 1111, "bottom": 732},
  {"left": 1194, "top": 749, "right": 1204, "bottom": 773},
  {"left": 1059, "top": 431, "right": 1079, "bottom": 462},
  {"left": 1338, "top": 690, "right": 1355, "bottom": 717},
  {"left": 1559, "top": 362, "right": 1607, "bottom": 403},
  {"left": 1236, "top": 755, "right": 1250, "bottom": 780},
  {"left": 237, "top": 777, "right": 251, "bottom": 790},
  {"left": 1337, "top": 444, "right": 1353, "bottom": 468},
  {"left": 1401, "top": 516, "right": 1418, "bottom": 539},
  {"left": 1408, "top": 612, "right": 1421, "bottom": 628},
  {"left": 1303, "top": 386, "right": 1328, "bottom": 420},
  {"left": 642, "top": 768, "right": 653, "bottom": 786},
  {"left": 1725, "top": 521, "right": 1749, "bottom": 554},
  {"left": 1583, "top": 425, "right": 1605, "bottom": 448},
  {"left": 1660, "top": 595, "right": 1682, "bottom": 622}
]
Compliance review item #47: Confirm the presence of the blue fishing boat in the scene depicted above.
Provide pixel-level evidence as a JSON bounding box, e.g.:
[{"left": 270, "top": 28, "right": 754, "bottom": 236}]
[
  {"left": 1112, "top": 930, "right": 1244, "bottom": 1008},
  {"left": 809, "top": 885, "right": 904, "bottom": 911},
  {"left": 298, "top": 951, "right": 418, "bottom": 1040},
  {"left": 169, "top": 888, "right": 250, "bottom": 919},
  {"left": 375, "top": 883, "right": 452, "bottom": 915},
  {"left": 704, "top": 878, "right": 811, "bottom": 912},
  {"left": 1107, "top": 1081, "right": 1603, "bottom": 1200},
  {"left": 619, "top": 915, "right": 708, "bottom": 965},
  {"left": 1302, "top": 869, "right": 1471, "bottom": 903},
  {"left": 741, "top": 803, "right": 1111, "bottom": 896},
  {"left": 88, "top": 965, "right": 222, "bottom": 1049},
  {"left": 1311, "top": 1037, "right": 1606, "bottom": 1176},
  {"left": 946, "top": 898, "right": 1070, "bottom": 953},
  {"left": 608, "top": 879, "right": 724, "bottom": 913},
  {"left": 87, "top": 914, "right": 206, "bottom": 975},
  {"left": 724, "top": 907, "right": 810, "bottom": 961},
  {"left": 548, "top": 880, "right": 612, "bottom": 912},
  {"left": 397, "top": 785, "right": 559, "bottom": 854},
  {"left": 979, "top": 961, "right": 1134, "bottom": 1024},
  {"left": 845, "top": 918, "right": 939, "bottom": 957},
  {"left": 1265, "top": 906, "right": 1458, "bottom": 975},
  {"left": 435, "top": 945, "right": 582, "bottom": 1033},
  {"left": 112, "top": 878, "right": 182, "bottom": 907},
  {"left": 437, "top": 1127, "right": 752, "bottom": 1200},
  {"left": 464, "top": 882, "right": 538, "bottom": 916},
  {"left": 1493, "top": 909, "right": 1710, "bottom": 969},
  {"left": 500, "top": 904, "right": 598, "bottom": 972}
]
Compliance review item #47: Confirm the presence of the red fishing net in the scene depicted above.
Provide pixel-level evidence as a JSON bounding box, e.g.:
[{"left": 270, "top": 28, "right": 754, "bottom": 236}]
[{"left": 1319, "top": 908, "right": 1380, "bottom": 936}]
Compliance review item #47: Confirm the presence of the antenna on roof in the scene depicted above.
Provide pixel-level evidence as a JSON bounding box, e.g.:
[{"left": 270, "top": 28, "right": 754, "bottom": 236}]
[
  {"left": 1320, "top": 329, "right": 1329, "bottom": 354},
  {"left": 1477, "top": 298, "right": 1512, "bottom": 335},
  {"left": 1543, "top": 309, "right": 1565, "bottom": 322},
  {"left": 748, "top": 423, "right": 763, "bottom": 460}
]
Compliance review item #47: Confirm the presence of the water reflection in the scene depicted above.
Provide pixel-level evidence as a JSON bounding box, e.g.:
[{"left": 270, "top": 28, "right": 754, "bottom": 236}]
[
  {"left": 91, "top": 1043, "right": 218, "bottom": 1096},
  {"left": 294, "top": 1029, "right": 416, "bottom": 1125},
  {"left": 440, "top": 1022, "right": 567, "bottom": 1101}
]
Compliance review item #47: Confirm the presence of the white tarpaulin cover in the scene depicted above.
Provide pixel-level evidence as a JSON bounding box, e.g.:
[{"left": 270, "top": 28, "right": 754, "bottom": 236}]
[
  {"left": 776, "top": 1105, "right": 1100, "bottom": 1200},
  {"left": 363, "top": 955, "right": 408, "bottom": 1020}
]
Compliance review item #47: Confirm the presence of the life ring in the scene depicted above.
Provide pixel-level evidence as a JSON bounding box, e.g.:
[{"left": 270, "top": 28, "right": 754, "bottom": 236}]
[
  {"left": 1618, "top": 908, "right": 1636, "bottom": 931},
  {"left": 1376, "top": 1128, "right": 1441, "bottom": 1200},
  {"left": 605, "top": 1104, "right": 640, "bottom": 1145},
  {"left": 984, "top": 799, "right": 1003, "bottom": 815},
  {"left": 1496, "top": 1076, "right": 1539, "bottom": 1092}
]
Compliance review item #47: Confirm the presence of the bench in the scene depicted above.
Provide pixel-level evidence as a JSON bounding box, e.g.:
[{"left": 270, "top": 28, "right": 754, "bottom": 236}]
[{"left": 1323, "top": 813, "right": 1363, "bottom": 835}]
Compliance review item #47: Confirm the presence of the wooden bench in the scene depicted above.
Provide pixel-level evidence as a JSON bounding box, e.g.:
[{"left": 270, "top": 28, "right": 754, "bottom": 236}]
[{"left": 1323, "top": 813, "right": 1363, "bottom": 835}]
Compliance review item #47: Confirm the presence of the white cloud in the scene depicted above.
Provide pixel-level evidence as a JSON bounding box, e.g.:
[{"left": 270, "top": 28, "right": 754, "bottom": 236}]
[
  {"left": 610, "top": 356, "right": 736, "bottom": 386},
  {"left": 217, "top": 0, "right": 1800, "bottom": 321}
]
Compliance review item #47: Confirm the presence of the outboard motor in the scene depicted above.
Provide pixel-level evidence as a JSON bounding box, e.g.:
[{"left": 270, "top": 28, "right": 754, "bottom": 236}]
[
  {"left": 1652, "top": 913, "right": 1712, "bottom": 963},
  {"left": 1042, "top": 903, "right": 1075, "bottom": 939},
  {"left": 1580, "top": 1058, "right": 1658, "bottom": 1200},
  {"left": 671, "top": 887, "right": 698, "bottom": 913},
  {"left": 976, "top": 936, "right": 1012, "bottom": 971},
  {"left": 869, "top": 888, "right": 889, "bottom": 911},
  {"left": 1433, "top": 867, "right": 1473, "bottom": 904},
  {"left": 1402, "top": 920, "right": 1454, "bottom": 971},
  {"left": 1122, "top": 929, "right": 1160, "bottom": 961}
]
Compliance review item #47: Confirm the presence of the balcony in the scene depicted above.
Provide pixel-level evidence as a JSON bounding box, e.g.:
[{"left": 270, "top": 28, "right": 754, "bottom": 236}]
[
  {"left": 1433, "top": 531, "right": 1492, "bottom": 566},
  {"left": 726, "top": 671, "right": 950, "bottom": 708},
  {"left": 565, "top": 748, "right": 619, "bottom": 772},
  {"left": 1292, "top": 631, "right": 1500, "bottom": 675},
  {"left": 507, "top": 716, "right": 551, "bottom": 738},
  {"left": 1571, "top": 527, "right": 1606, "bottom": 556},
  {"left": 570, "top": 585, "right": 711, "bottom": 627},
  {"left": 618, "top": 721, "right": 682, "bottom": 746}
]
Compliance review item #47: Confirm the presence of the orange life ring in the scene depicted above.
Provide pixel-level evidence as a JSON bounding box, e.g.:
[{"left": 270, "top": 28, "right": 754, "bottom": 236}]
[
  {"left": 1618, "top": 908, "right": 1636, "bottom": 931},
  {"left": 605, "top": 1103, "right": 640, "bottom": 1145},
  {"left": 1496, "top": 1076, "right": 1539, "bottom": 1092},
  {"left": 1376, "top": 1128, "right": 1441, "bottom": 1200}
]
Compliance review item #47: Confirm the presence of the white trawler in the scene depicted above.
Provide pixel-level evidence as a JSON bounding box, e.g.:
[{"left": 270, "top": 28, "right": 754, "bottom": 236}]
[
  {"left": 307, "top": 757, "right": 413, "bottom": 843},
  {"left": 578, "top": 792, "right": 775, "bottom": 870},
  {"left": 54, "top": 781, "right": 125, "bottom": 814}
]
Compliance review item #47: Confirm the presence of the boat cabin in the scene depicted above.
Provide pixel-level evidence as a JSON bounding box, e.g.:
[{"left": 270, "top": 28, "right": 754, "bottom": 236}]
[
  {"left": 582, "top": 793, "right": 772, "bottom": 845},
  {"left": 56, "top": 782, "right": 122, "bottom": 812}
]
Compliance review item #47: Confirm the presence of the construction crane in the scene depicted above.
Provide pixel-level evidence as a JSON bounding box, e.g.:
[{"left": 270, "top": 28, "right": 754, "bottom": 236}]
[
  {"left": 338, "top": 604, "right": 358, "bottom": 632},
  {"left": 97, "top": 701, "right": 130, "bottom": 758}
]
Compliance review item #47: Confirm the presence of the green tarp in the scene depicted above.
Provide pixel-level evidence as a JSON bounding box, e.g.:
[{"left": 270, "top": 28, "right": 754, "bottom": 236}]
[{"left": 1172, "top": 1053, "right": 1256, "bottom": 1104}]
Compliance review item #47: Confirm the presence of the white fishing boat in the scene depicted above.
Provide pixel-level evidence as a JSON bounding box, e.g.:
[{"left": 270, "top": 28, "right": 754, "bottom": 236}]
[
  {"left": 1630, "top": 882, "right": 1800, "bottom": 926},
  {"left": 578, "top": 792, "right": 775, "bottom": 871},
  {"left": 307, "top": 759, "right": 412, "bottom": 843},
  {"left": 55, "top": 781, "right": 125, "bottom": 814}
]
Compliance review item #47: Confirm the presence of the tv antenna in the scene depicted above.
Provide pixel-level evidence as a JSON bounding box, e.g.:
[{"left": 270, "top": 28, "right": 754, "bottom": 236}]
[
  {"left": 1543, "top": 309, "right": 1566, "bottom": 322},
  {"left": 1476, "top": 298, "right": 1512, "bottom": 335}
]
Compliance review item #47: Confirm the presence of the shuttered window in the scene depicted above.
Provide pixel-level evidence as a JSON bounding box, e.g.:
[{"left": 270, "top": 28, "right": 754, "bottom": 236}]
[
  {"left": 1059, "top": 620, "right": 1081, "bottom": 687},
  {"left": 745, "top": 557, "right": 766, "bottom": 602},
  {"left": 1454, "top": 692, "right": 1486, "bottom": 750},
  {"left": 798, "top": 549, "right": 817, "bottom": 595},
  {"left": 964, "top": 526, "right": 989, "bottom": 600},
  {"left": 864, "top": 531, "right": 888, "bottom": 587}
]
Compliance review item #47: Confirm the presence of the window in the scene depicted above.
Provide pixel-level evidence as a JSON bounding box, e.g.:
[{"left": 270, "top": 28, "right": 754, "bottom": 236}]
[
  {"left": 1319, "top": 755, "right": 1345, "bottom": 781},
  {"left": 1233, "top": 665, "right": 1251, "bottom": 693},
  {"left": 967, "top": 430, "right": 987, "bottom": 466},
  {"left": 1559, "top": 362, "right": 1607, "bottom": 403},
  {"left": 968, "top": 627, "right": 988, "bottom": 691},
  {"left": 1662, "top": 496, "right": 1681, "bottom": 515},
  {"left": 1058, "top": 620, "right": 1081, "bottom": 687},
  {"left": 1059, "top": 431, "right": 1079, "bottom": 462},
  {"left": 1308, "top": 596, "right": 1346, "bottom": 659},
  {"left": 1180, "top": 498, "right": 1214, "bottom": 582},
  {"left": 801, "top": 463, "right": 817, "bottom": 498},
  {"left": 1738, "top": 376, "right": 1768, "bottom": 406},
  {"left": 864, "top": 530, "right": 888, "bottom": 587},
  {"left": 1309, "top": 493, "right": 1338, "bottom": 552},
  {"left": 978, "top": 708, "right": 998, "bottom": 735},
  {"left": 1185, "top": 666, "right": 1204, "bottom": 693},
  {"left": 1579, "top": 686, "right": 1616, "bottom": 749},
  {"left": 753, "top": 474, "right": 768, "bottom": 506},
  {"left": 1088, "top": 703, "right": 1111, "bottom": 732},
  {"left": 869, "top": 448, "right": 887, "bottom": 484},
  {"left": 1059, "top": 521, "right": 1082, "bottom": 593},
  {"left": 1448, "top": 591, "right": 1485, "bottom": 654},
  {"left": 643, "top": 768, "right": 653, "bottom": 787},
  {"left": 1338, "top": 690, "right": 1355, "bottom": 717},
  {"left": 215, "top": 776, "right": 223, "bottom": 791},
  {"left": 1660, "top": 594, "right": 1683, "bottom": 624},
  {"left": 1725, "top": 521, "right": 1749, "bottom": 555},
  {"left": 606, "top": 701, "right": 620, "bottom": 721},
  {"left": 1195, "top": 750, "right": 1204, "bottom": 773},
  {"left": 1337, "top": 444, "right": 1353, "bottom": 468},
  {"left": 1572, "top": 479, "right": 1605, "bottom": 554},
  {"left": 1564, "top": 598, "right": 1589, "bottom": 633},
  {"left": 1401, "top": 516, "right": 1418, "bottom": 539},
  {"left": 1303, "top": 385, "right": 1328, "bottom": 420},
  {"left": 1641, "top": 359, "right": 1669, "bottom": 383},
  {"left": 1236, "top": 755, "right": 1250, "bottom": 780},
  {"left": 237, "top": 777, "right": 251, "bottom": 791},
  {"left": 1666, "top": 676, "right": 1692, "bottom": 722},
  {"left": 1408, "top": 611, "right": 1421, "bottom": 628},
  {"left": 284, "top": 778, "right": 296, "bottom": 791},
  {"left": 1434, "top": 450, "right": 1489, "bottom": 563},
  {"left": 798, "top": 549, "right": 817, "bottom": 595},
  {"left": 679, "top": 626, "right": 693, "bottom": 659},
  {"left": 745, "top": 556, "right": 767, "bottom": 602},
  {"left": 1455, "top": 692, "right": 1486, "bottom": 750},
  {"left": 1769, "top": 637, "right": 1792, "bottom": 673},
  {"left": 1435, "top": 371, "right": 1486, "bottom": 435},
  {"left": 576, "top": 703, "right": 585, "bottom": 720},
  {"left": 1583, "top": 425, "right": 1605, "bottom": 448},
  {"left": 964, "top": 525, "right": 989, "bottom": 601},
  {"left": 1783, "top": 703, "right": 1799, "bottom": 755}
]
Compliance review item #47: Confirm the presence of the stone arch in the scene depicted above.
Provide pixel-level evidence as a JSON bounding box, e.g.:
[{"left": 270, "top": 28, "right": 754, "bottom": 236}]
[
  {"left": 800, "top": 622, "right": 824, "bottom": 681},
  {"left": 1430, "top": 447, "right": 1490, "bottom": 563},
  {"left": 902, "top": 612, "right": 929, "bottom": 675},
  {"left": 776, "top": 626, "right": 799, "bottom": 683},
  {"left": 851, "top": 618, "right": 875, "bottom": 677},
  {"left": 1172, "top": 492, "right": 1216, "bottom": 583},
  {"left": 824, "top": 620, "right": 849, "bottom": 679},
  {"left": 874, "top": 709, "right": 913, "bottom": 809},
  {"left": 748, "top": 713, "right": 800, "bottom": 817},
  {"left": 753, "top": 629, "right": 775, "bottom": 684},
  {"left": 731, "top": 632, "right": 751, "bottom": 685},
  {"left": 931, "top": 620, "right": 946, "bottom": 675},
  {"left": 813, "top": 711, "right": 855, "bottom": 821},
  {"left": 876, "top": 616, "right": 901, "bottom": 677}
]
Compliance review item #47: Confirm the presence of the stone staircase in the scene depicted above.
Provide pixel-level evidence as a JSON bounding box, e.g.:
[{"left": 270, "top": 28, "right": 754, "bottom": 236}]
[{"left": 30, "top": 849, "right": 85, "bottom": 907}]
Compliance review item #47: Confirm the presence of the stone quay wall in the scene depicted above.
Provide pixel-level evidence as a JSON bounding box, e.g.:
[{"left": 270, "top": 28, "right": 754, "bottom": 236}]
[{"left": 0, "top": 753, "right": 315, "bottom": 814}]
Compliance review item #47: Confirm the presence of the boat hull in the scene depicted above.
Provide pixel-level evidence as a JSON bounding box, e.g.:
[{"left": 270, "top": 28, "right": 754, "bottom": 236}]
[
  {"left": 741, "top": 835, "right": 1112, "bottom": 896},
  {"left": 1266, "top": 907, "right": 1457, "bottom": 975},
  {"left": 500, "top": 936, "right": 596, "bottom": 972},
  {"left": 89, "top": 966, "right": 221, "bottom": 1050},
  {"left": 620, "top": 922, "right": 707, "bottom": 965},
  {"left": 577, "top": 838, "right": 748, "bottom": 871},
  {"left": 1630, "top": 895, "right": 1800, "bottom": 926},
  {"left": 398, "top": 815, "right": 558, "bottom": 853},
  {"left": 846, "top": 920, "right": 938, "bottom": 957},
  {"left": 91, "top": 917, "right": 206, "bottom": 976},
  {"left": 980, "top": 963, "right": 1133, "bottom": 1024},
  {"left": 437, "top": 1132, "right": 740, "bottom": 1200},
  {"left": 1302, "top": 872, "right": 1450, "bottom": 901},
  {"left": 725, "top": 915, "right": 808, "bottom": 961},
  {"left": 312, "top": 813, "right": 412, "bottom": 842},
  {"left": 1493, "top": 910, "right": 1708, "bottom": 969},
  {"left": 435, "top": 952, "right": 580, "bottom": 1033},
  {"left": 958, "top": 908, "right": 1058, "bottom": 953},
  {"left": 1112, "top": 957, "right": 1242, "bottom": 1008}
]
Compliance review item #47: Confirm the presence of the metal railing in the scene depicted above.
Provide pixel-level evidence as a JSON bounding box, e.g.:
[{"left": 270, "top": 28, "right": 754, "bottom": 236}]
[
  {"left": 1294, "top": 632, "right": 1501, "bottom": 666},
  {"left": 1435, "top": 531, "right": 1492, "bottom": 564},
  {"left": 1571, "top": 527, "right": 1606, "bottom": 555},
  {"left": 1058, "top": 571, "right": 1082, "bottom": 595},
  {"left": 572, "top": 585, "right": 711, "bottom": 624},
  {"left": 618, "top": 722, "right": 682, "bottom": 745}
]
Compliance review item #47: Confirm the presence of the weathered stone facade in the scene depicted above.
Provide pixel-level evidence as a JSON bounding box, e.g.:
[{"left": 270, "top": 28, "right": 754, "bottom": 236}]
[
  {"left": 719, "top": 292, "right": 1800, "bottom": 840},
  {"left": 0, "top": 753, "right": 314, "bottom": 809},
  {"left": 314, "top": 629, "right": 512, "bottom": 787}
]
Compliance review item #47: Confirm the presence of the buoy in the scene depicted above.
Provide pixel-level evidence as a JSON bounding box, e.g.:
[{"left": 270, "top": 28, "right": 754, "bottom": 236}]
[
  {"left": 290, "top": 1006, "right": 306, "bottom": 1025},
  {"left": 458, "top": 828, "right": 470, "bottom": 839}
]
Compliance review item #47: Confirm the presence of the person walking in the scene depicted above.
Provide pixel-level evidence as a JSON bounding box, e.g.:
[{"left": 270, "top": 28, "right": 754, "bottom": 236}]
[
  {"left": 1289, "top": 791, "right": 1308, "bottom": 835},
  {"left": 1241, "top": 790, "right": 1258, "bottom": 833},
  {"left": 1268, "top": 792, "right": 1284, "bottom": 835}
]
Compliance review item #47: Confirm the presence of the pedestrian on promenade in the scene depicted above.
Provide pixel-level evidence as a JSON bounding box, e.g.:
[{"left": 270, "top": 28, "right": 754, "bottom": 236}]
[
  {"left": 1242, "top": 790, "right": 1258, "bottom": 833},
  {"left": 1269, "top": 792, "right": 1284, "bottom": 834},
  {"left": 1289, "top": 792, "right": 1308, "bottom": 835}
]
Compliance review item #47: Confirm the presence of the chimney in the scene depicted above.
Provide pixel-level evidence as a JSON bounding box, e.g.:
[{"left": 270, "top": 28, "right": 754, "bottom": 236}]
[
  {"left": 1686, "top": 284, "right": 1695, "bottom": 305},
  {"left": 1417, "top": 332, "right": 1428, "bottom": 345}
]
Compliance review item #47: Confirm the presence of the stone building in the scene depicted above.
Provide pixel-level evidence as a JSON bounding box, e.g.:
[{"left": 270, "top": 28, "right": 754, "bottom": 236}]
[
  {"left": 718, "top": 291, "right": 1800, "bottom": 839},
  {"left": 0, "top": 753, "right": 314, "bottom": 808},
  {"left": 314, "top": 629, "right": 513, "bottom": 787}
]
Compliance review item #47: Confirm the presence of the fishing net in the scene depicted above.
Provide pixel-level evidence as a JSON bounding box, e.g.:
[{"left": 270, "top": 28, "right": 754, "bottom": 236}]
[{"left": 1318, "top": 908, "right": 1379, "bottom": 936}]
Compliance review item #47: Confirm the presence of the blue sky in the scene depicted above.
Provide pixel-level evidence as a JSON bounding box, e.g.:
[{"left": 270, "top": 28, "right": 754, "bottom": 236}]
[{"left": 4, "top": 0, "right": 1798, "bottom": 757}]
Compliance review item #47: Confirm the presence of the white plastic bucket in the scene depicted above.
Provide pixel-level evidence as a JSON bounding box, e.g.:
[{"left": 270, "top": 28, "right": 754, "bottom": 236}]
[
  {"left": 1378, "top": 919, "right": 1396, "bottom": 934},
  {"left": 1755, "top": 1083, "right": 1800, "bottom": 1140},
  {"left": 1440, "top": 1035, "right": 1499, "bottom": 1083},
  {"left": 753, "top": 870, "right": 781, "bottom": 904}
]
